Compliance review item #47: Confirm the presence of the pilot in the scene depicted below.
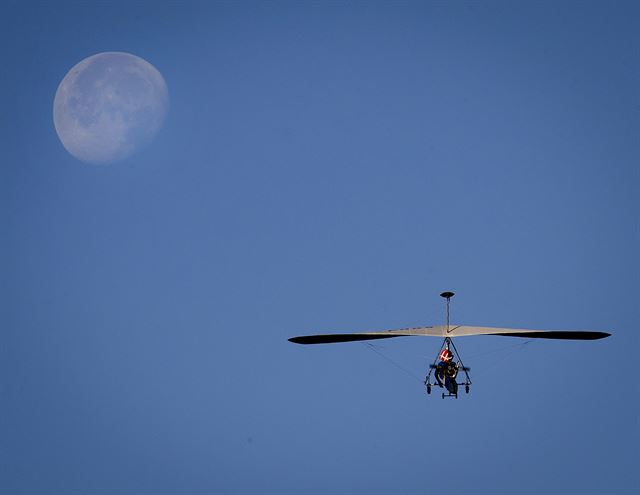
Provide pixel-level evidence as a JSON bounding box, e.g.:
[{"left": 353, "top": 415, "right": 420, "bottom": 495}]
[{"left": 435, "top": 348, "right": 459, "bottom": 395}]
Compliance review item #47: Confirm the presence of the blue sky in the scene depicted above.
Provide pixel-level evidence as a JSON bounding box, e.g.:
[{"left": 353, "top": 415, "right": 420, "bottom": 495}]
[{"left": 2, "top": 1, "right": 638, "bottom": 493}]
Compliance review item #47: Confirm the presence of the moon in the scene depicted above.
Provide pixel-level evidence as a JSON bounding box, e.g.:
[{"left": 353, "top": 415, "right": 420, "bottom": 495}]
[{"left": 53, "top": 52, "right": 169, "bottom": 164}]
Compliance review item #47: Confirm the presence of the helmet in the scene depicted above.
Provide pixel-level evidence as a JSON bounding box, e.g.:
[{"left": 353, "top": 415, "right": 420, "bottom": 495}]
[{"left": 439, "top": 349, "right": 453, "bottom": 362}]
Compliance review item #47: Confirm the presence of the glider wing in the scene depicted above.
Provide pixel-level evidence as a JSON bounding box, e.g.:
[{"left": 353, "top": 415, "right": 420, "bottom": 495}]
[{"left": 288, "top": 325, "right": 610, "bottom": 344}]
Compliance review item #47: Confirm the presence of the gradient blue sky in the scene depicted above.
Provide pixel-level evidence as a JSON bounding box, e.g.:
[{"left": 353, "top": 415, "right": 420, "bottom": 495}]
[{"left": 2, "top": 1, "right": 638, "bottom": 494}]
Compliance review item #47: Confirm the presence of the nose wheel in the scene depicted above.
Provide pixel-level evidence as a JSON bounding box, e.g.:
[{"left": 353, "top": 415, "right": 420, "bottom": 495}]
[{"left": 441, "top": 392, "right": 458, "bottom": 399}]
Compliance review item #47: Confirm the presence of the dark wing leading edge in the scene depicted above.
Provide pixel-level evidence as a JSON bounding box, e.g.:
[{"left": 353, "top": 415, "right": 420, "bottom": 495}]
[
  {"left": 288, "top": 326, "right": 438, "bottom": 344},
  {"left": 288, "top": 333, "right": 408, "bottom": 344},
  {"left": 288, "top": 325, "right": 611, "bottom": 344},
  {"left": 488, "top": 330, "right": 610, "bottom": 340}
]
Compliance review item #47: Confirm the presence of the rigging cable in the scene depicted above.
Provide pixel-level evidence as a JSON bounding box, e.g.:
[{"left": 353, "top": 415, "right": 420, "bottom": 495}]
[
  {"left": 471, "top": 339, "right": 534, "bottom": 378},
  {"left": 361, "top": 342, "right": 424, "bottom": 384},
  {"left": 362, "top": 338, "right": 535, "bottom": 384},
  {"left": 464, "top": 339, "right": 536, "bottom": 361}
]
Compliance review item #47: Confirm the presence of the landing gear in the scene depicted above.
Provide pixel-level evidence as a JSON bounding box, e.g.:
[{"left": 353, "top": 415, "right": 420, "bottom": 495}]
[
  {"left": 465, "top": 385, "right": 470, "bottom": 394},
  {"left": 426, "top": 384, "right": 431, "bottom": 394}
]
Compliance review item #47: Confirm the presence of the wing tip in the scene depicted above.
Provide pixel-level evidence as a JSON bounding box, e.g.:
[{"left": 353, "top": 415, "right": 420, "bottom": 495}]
[
  {"left": 288, "top": 333, "right": 404, "bottom": 345},
  {"left": 496, "top": 330, "right": 612, "bottom": 340}
]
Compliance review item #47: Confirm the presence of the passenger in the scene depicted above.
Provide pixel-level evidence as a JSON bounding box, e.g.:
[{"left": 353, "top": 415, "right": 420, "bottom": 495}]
[{"left": 435, "top": 348, "right": 458, "bottom": 395}]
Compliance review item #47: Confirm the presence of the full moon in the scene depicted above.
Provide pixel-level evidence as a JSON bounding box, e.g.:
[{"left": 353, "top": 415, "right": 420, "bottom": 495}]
[{"left": 53, "top": 52, "right": 169, "bottom": 164}]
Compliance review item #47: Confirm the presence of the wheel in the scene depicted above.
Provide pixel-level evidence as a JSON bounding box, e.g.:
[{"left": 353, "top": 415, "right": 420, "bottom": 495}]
[
  {"left": 465, "top": 385, "right": 470, "bottom": 394},
  {"left": 426, "top": 384, "right": 431, "bottom": 394},
  {"left": 441, "top": 393, "right": 445, "bottom": 399}
]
